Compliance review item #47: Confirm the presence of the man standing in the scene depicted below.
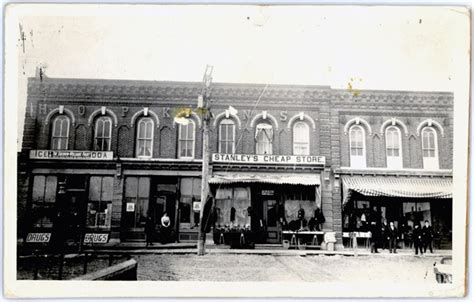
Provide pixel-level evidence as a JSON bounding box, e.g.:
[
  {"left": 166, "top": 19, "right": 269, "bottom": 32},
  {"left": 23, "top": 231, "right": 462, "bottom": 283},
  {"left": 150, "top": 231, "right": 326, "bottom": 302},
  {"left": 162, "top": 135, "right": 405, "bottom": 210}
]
[
  {"left": 369, "top": 221, "right": 380, "bottom": 253},
  {"left": 387, "top": 221, "right": 398, "bottom": 253},
  {"left": 413, "top": 223, "right": 423, "bottom": 255},
  {"left": 422, "top": 220, "right": 434, "bottom": 253}
]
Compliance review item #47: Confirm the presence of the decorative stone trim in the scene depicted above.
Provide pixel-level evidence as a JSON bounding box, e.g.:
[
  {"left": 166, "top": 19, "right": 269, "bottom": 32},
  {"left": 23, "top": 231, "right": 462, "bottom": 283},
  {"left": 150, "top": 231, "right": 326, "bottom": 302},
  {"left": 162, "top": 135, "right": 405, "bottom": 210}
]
[
  {"left": 87, "top": 107, "right": 119, "bottom": 127},
  {"left": 212, "top": 110, "right": 242, "bottom": 129},
  {"left": 287, "top": 112, "right": 317, "bottom": 131},
  {"left": 380, "top": 118, "right": 409, "bottom": 136},
  {"left": 44, "top": 106, "right": 76, "bottom": 126},
  {"left": 416, "top": 119, "right": 445, "bottom": 137},
  {"left": 249, "top": 111, "right": 279, "bottom": 130},
  {"left": 130, "top": 108, "right": 160, "bottom": 128},
  {"left": 343, "top": 117, "right": 372, "bottom": 136}
]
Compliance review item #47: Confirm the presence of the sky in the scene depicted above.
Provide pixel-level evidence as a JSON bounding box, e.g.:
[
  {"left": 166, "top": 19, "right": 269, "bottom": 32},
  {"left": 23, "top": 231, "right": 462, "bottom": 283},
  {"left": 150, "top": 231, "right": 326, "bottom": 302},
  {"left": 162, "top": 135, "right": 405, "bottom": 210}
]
[{"left": 8, "top": 4, "right": 471, "bottom": 149}]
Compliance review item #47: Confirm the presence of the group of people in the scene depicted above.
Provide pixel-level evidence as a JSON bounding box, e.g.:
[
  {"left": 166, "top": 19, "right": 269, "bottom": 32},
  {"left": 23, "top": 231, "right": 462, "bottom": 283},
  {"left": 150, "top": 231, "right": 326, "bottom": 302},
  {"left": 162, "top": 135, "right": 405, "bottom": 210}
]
[
  {"left": 368, "top": 220, "right": 434, "bottom": 255},
  {"left": 144, "top": 212, "right": 172, "bottom": 247}
]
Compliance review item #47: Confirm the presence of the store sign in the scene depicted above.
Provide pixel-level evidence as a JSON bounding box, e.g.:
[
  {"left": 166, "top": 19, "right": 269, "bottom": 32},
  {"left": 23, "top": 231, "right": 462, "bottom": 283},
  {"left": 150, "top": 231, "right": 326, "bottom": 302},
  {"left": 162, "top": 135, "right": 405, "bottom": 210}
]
[
  {"left": 193, "top": 201, "right": 201, "bottom": 212},
  {"left": 262, "top": 190, "right": 274, "bottom": 196},
  {"left": 126, "top": 203, "right": 135, "bottom": 212},
  {"left": 30, "top": 150, "right": 114, "bottom": 160},
  {"left": 212, "top": 153, "right": 326, "bottom": 165},
  {"left": 26, "top": 233, "right": 51, "bottom": 243},
  {"left": 83, "top": 233, "right": 109, "bottom": 244}
]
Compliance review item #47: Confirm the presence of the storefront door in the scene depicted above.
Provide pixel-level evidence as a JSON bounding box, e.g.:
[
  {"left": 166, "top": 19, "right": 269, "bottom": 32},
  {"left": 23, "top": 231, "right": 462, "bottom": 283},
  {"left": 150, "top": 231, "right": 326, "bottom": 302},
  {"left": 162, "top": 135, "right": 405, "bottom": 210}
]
[{"left": 263, "top": 198, "right": 280, "bottom": 243}]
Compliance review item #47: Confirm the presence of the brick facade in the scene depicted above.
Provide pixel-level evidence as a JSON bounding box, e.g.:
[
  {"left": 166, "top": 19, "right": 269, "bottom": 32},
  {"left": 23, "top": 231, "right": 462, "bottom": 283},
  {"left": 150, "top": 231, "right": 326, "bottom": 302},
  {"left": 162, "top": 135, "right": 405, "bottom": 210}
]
[{"left": 18, "top": 76, "right": 453, "bottom": 247}]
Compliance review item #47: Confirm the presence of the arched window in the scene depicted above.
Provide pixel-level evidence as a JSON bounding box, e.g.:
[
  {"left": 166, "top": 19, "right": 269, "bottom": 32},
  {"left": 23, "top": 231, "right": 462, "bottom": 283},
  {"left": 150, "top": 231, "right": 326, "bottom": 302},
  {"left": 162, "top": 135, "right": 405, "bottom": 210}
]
[
  {"left": 219, "top": 118, "right": 235, "bottom": 154},
  {"left": 349, "top": 125, "right": 366, "bottom": 168},
  {"left": 385, "top": 126, "right": 403, "bottom": 169},
  {"left": 51, "top": 115, "right": 70, "bottom": 150},
  {"left": 422, "top": 127, "right": 439, "bottom": 169},
  {"left": 136, "top": 117, "right": 154, "bottom": 158},
  {"left": 178, "top": 119, "right": 195, "bottom": 158},
  {"left": 293, "top": 122, "right": 309, "bottom": 155},
  {"left": 255, "top": 122, "right": 273, "bottom": 155},
  {"left": 94, "top": 116, "right": 112, "bottom": 151}
]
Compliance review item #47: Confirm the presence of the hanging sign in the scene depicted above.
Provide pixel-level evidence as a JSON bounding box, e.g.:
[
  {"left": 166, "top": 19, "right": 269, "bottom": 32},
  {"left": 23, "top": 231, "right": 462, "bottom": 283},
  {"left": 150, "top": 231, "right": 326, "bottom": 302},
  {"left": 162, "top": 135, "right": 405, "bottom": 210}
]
[
  {"left": 212, "top": 153, "right": 325, "bottom": 165},
  {"left": 30, "top": 150, "right": 113, "bottom": 160}
]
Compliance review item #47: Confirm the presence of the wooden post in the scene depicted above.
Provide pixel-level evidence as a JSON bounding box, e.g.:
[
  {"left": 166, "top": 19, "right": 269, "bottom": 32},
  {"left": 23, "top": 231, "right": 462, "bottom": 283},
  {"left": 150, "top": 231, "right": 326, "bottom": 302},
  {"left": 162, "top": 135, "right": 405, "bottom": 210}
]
[{"left": 197, "top": 65, "right": 213, "bottom": 256}]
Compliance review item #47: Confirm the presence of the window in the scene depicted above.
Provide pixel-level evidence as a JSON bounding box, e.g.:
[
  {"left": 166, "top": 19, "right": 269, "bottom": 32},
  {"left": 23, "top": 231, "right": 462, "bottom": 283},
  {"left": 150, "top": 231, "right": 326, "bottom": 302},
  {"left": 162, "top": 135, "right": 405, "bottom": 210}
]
[
  {"left": 124, "top": 177, "right": 150, "bottom": 228},
  {"left": 94, "top": 117, "right": 112, "bottom": 151},
  {"left": 31, "top": 175, "right": 57, "bottom": 228},
  {"left": 255, "top": 123, "right": 273, "bottom": 155},
  {"left": 219, "top": 119, "right": 235, "bottom": 154},
  {"left": 349, "top": 125, "right": 366, "bottom": 168},
  {"left": 179, "top": 177, "right": 201, "bottom": 227},
  {"left": 136, "top": 117, "right": 154, "bottom": 158},
  {"left": 293, "top": 122, "right": 310, "bottom": 155},
  {"left": 51, "top": 115, "right": 70, "bottom": 150},
  {"left": 422, "top": 127, "right": 439, "bottom": 169},
  {"left": 385, "top": 126, "right": 403, "bottom": 169},
  {"left": 87, "top": 176, "right": 113, "bottom": 228},
  {"left": 178, "top": 120, "right": 195, "bottom": 158}
]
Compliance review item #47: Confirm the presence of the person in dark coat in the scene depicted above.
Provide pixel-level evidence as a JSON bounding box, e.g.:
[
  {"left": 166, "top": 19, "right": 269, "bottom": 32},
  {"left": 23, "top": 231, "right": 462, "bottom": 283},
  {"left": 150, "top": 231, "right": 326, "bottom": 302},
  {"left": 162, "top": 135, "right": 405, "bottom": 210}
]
[
  {"left": 387, "top": 221, "right": 398, "bottom": 253},
  {"left": 413, "top": 223, "right": 424, "bottom": 255},
  {"left": 369, "top": 221, "right": 380, "bottom": 253},
  {"left": 422, "top": 220, "right": 434, "bottom": 253},
  {"left": 145, "top": 216, "right": 154, "bottom": 247},
  {"left": 160, "top": 212, "right": 171, "bottom": 244}
]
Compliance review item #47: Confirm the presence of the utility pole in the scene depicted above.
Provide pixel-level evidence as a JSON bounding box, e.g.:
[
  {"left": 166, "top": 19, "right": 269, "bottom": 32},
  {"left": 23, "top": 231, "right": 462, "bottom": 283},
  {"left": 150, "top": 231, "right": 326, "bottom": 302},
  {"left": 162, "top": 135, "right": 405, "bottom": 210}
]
[{"left": 197, "top": 65, "right": 213, "bottom": 256}]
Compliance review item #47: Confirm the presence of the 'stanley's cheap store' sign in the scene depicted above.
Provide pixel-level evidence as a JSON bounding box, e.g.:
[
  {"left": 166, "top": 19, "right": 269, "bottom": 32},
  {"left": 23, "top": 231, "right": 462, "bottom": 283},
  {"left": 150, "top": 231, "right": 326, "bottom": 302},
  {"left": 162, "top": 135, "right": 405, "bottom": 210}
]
[{"left": 212, "top": 153, "right": 326, "bottom": 165}]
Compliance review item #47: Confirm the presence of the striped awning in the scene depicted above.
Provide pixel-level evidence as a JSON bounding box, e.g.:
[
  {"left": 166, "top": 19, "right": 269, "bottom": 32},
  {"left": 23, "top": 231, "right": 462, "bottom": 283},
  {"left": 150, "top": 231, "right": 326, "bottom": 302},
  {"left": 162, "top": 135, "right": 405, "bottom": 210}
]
[
  {"left": 209, "top": 172, "right": 320, "bottom": 186},
  {"left": 342, "top": 175, "right": 452, "bottom": 205}
]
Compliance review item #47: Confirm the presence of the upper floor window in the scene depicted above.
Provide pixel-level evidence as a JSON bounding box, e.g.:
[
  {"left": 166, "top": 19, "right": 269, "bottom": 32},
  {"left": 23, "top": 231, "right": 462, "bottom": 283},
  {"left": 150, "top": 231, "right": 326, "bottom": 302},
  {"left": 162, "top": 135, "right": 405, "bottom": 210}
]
[
  {"left": 136, "top": 117, "right": 154, "bottom": 158},
  {"left": 255, "top": 122, "right": 273, "bottom": 155},
  {"left": 422, "top": 127, "right": 439, "bottom": 169},
  {"left": 385, "top": 126, "right": 403, "bottom": 169},
  {"left": 178, "top": 120, "right": 195, "bottom": 159},
  {"left": 51, "top": 115, "right": 70, "bottom": 150},
  {"left": 349, "top": 125, "right": 366, "bottom": 168},
  {"left": 293, "top": 122, "right": 310, "bottom": 155},
  {"left": 219, "top": 118, "right": 235, "bottom": 154},
  {"left": 94, "top": 116, "right": 112, "bottom": 151}
]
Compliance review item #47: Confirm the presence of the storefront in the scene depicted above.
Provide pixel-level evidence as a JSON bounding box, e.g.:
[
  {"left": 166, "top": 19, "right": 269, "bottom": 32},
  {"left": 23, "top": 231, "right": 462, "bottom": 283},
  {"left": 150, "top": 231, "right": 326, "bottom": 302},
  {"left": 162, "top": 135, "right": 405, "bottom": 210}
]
[
  {"left": 341, "top": 174, "right": 452, "bottom": 249},
  {"left": 209, "top": 169, "right": 323, "bottom": 244}
]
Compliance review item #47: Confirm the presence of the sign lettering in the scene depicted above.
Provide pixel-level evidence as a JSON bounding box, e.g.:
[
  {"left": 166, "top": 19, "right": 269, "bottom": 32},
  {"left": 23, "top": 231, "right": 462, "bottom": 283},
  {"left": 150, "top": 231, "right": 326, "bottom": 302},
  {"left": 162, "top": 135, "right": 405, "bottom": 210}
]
[
  {"left": 30, "top": 150, "right": 113, "bottom": 160},
  {"left": 78, "top": 105, "right": 86, "bottom": 116},
  {"left": 280, "top": 111, "right": 288, "bottom": 121},
  {"left": 39, "top": 104, "right": 47, "bottom": 115},
  {"left": 212, "top": 153, "right": 325, "bottom": 165},
  {"left": 83, "top": 233, "right": 109, "bottom": 244},
  {"left": 121, "top": 106, "right": 129, "bottom": 117},
  {"left": 162, "top": 107, "right": 170, "bottom": 118},
  {"left": 243, "top": 110, "right": 252, "bottom": 121},
  {"left": 26, "top": 233, "right": 51, "bottom": 243}
]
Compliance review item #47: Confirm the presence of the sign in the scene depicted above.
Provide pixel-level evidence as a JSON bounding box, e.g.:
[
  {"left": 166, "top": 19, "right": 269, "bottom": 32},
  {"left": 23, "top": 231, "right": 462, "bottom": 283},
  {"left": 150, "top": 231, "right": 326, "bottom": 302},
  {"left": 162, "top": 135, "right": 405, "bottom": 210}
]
[
  {"left": 83, "top": 233, "right": 109, "bottom": 244},
  {"left": 212, "top": 153, "right": 326, "bottom": 165},
  {"left": 126, "top": 203, "right": 135, "bottom": 212},
  {"left": 26, "top": 233, "right": 51, "bottom": 243},
  {"left": 193, "top": 201, "right": 201, "bottom": 212},
  {"left": 262, "top": 190, "right": 274, "bottom": 196},
  {"left": 30, "top": 150, "right": 113, "bottom": 160}
]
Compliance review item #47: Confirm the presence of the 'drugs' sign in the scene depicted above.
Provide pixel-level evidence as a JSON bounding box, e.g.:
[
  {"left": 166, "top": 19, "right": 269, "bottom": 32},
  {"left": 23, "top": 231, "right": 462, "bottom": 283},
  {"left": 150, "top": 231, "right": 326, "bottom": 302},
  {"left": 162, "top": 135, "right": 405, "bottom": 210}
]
[
  {"left": 83, "top": 233, "right": 110, "bottom": 244},
  {"left": 212, "top": 153, "right": 326, "bottom": 165}
]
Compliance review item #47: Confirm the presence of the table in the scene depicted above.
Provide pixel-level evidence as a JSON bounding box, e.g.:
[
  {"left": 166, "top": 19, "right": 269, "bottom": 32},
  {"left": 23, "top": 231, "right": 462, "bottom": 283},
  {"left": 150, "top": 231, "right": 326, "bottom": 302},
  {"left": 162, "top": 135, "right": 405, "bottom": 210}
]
[
  {"left": 342, "top": 232, "right": 371, "bottom": 249},
  {"left": 282, "top": 231, "right": 325, "bottom": 249}
]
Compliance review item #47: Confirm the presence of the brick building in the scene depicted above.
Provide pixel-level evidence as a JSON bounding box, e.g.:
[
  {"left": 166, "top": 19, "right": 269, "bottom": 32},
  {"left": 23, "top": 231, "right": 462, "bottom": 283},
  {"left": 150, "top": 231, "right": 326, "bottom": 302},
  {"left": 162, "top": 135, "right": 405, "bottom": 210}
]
[{"left": 17, "top": 75, "right": 453, "bottom": 249}]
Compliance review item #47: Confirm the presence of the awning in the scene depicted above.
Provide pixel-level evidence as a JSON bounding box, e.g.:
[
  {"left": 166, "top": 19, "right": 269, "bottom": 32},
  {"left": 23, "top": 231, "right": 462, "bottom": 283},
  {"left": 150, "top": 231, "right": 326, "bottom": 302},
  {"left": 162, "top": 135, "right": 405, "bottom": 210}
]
[
  {"left": 342, "top": 175, "right": 452, "bottom": 205},
  {"left": 209, "top": 172, "right": 320, "bottom": 186}
]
